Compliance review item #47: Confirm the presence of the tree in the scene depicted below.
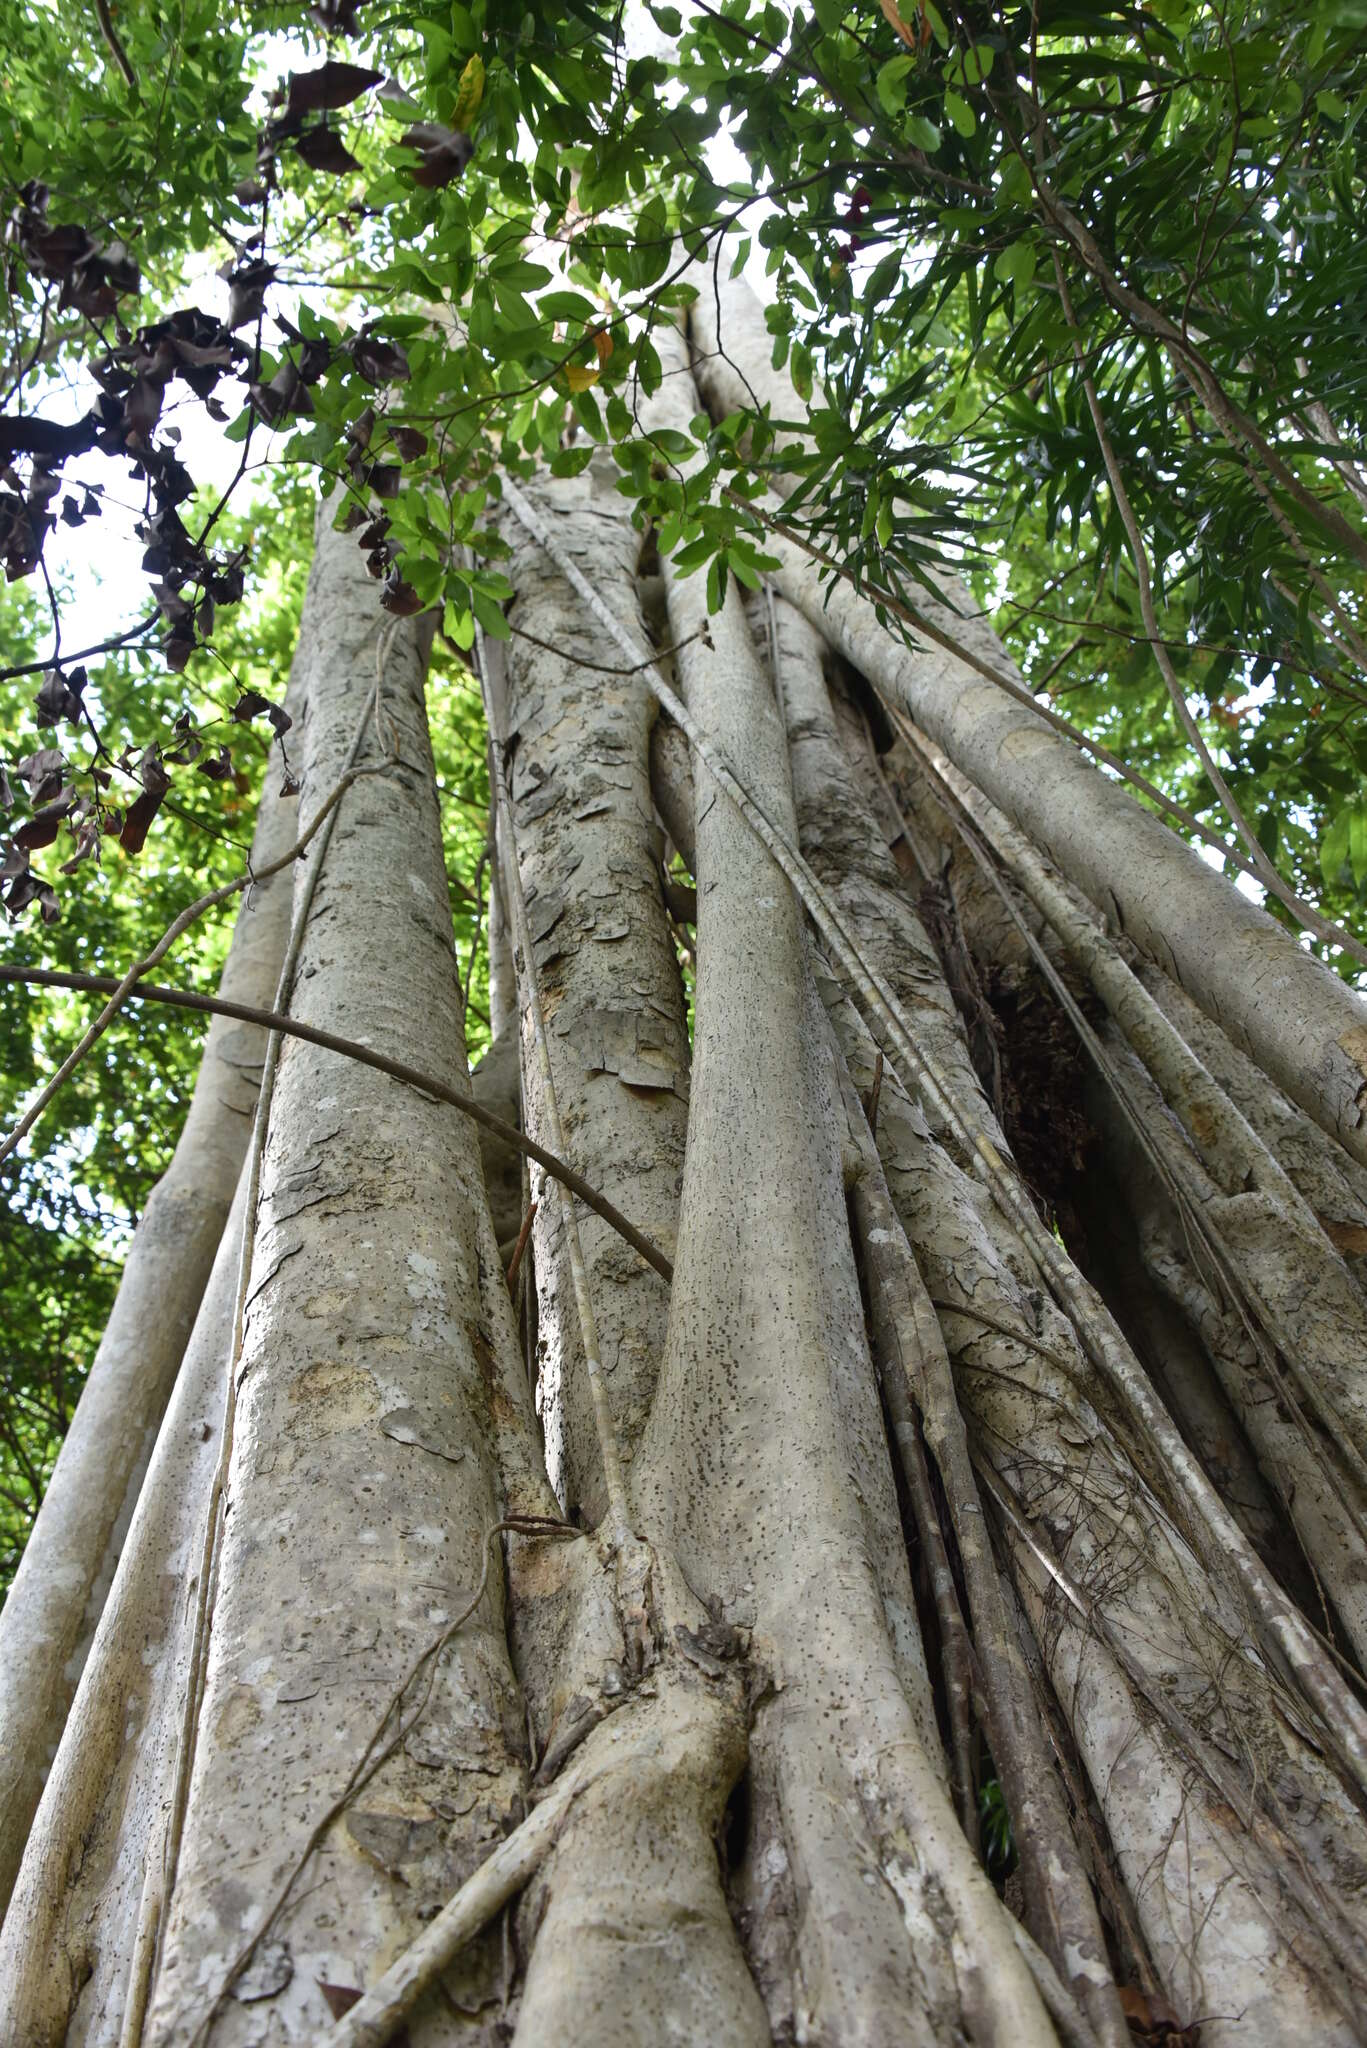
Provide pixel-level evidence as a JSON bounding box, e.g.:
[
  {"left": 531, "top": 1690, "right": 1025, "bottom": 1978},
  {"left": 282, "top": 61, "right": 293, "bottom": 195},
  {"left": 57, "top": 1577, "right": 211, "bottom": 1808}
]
[{"left": 3, "top": 4, "right": 1367, "bottom": 2046}]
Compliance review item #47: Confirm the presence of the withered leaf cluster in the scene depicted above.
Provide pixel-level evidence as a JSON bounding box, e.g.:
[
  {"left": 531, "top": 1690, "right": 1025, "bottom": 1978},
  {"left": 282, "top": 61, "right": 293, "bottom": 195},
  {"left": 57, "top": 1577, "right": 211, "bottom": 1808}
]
[{"left": 0, "top": 26, "right": 469, "bottom": 915}]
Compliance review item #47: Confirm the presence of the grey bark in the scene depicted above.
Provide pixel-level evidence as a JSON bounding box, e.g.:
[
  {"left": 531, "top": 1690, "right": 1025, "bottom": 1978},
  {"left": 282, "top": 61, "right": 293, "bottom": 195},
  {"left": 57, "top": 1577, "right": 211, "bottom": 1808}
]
[
  {"left": 12, "top": 309, "right": 1367, "bottom": 2048},
  {"left": 749, "top": 567, "right": 1367, "bottom": 2039},
  {"left": 629, "top": 336, "right": 1052, "bottom": 2048},
  {"left": 0, "top": 1164, "right": 251, "bottom": 2048}
]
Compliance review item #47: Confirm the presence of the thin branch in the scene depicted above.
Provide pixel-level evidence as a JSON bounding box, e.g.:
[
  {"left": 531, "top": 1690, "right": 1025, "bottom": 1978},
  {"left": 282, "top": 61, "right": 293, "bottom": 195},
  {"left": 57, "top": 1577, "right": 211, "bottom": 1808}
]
[
  {"left": 0, "top": 762, "right": 383, "bottom": 1168},
  {"left": 0, "top": 965, "right": 674, "bottom": 1283},
  {"left": 92, "top": 0, "right": 137, "bottom": 91},
  {"left": 507, "top": 618, "right": 706, "bottom": 677}
]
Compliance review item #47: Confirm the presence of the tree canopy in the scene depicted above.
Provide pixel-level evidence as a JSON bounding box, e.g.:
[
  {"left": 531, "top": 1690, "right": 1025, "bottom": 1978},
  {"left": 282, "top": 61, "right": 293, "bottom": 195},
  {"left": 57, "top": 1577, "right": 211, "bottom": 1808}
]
[{"left": 2, "top": 0, "right": 1366, "bottom": 1582}]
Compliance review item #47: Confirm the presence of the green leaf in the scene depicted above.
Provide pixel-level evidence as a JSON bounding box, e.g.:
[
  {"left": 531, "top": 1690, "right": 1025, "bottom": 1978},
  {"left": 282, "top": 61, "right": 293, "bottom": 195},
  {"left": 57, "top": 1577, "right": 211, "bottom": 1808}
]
[
  {"left": 1322, "top": 807, "right": 1352, "bottom": 890},
  {"left": 944, "top": 89, "right": 975, "bottom": 137},
  {"left": 791, "top": 342, "right": 813, "bottom": 402},
  {"left": 864, "top": 250, "right": 903, "bottom": 307},
  {"left": 906, "top": 115, "right": 942, "bottom": 152},
  {"left": 1352, "top": 806, "right": 1367, "bottom": 890},
  {"left": 994, "top": 241, "right": 1036, "bottom": 289},
  {"left": 637, "top": 338, "right": 662, "bottom": 398},
  {"left": 471, "top": 587, "right": 511, "bottom": 640},
  {"left": 876, "top": 56, "right": 914, "bottom": 115},
  {"left": 443, "top": 600, "right": 476, "bottom": 651}
]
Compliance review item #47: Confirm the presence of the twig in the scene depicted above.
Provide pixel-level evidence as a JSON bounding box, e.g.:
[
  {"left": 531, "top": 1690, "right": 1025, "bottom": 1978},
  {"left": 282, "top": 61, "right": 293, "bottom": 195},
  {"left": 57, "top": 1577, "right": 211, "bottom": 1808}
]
[
  {"left": 92, "top": 0, "right": 137, "bottom": 92},
  {"left": 186, "top": 1516, "right": 577, "bottom": 2047},
  {"left": 0, "top": 610, "right": 160, "bottom": 685},
  {"left": 0, "top": 968, "right": 673, "bottom": 1284},
  {"left": 505, "top": 1199, "right": 537, "bottom": 1296},
  {"left": 507, "top": 618, "right": 706, "bottom": 677},
  {"left": 0, "top": 763, "right": 384, "bottom": 1168}
]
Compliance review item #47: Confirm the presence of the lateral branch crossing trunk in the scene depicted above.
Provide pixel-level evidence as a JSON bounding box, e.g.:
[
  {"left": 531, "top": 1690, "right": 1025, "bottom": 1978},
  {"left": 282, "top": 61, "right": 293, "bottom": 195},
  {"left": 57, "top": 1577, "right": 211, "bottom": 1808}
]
[{"left": 4, "top": 312, "right": 1367, "bottom": 2048}]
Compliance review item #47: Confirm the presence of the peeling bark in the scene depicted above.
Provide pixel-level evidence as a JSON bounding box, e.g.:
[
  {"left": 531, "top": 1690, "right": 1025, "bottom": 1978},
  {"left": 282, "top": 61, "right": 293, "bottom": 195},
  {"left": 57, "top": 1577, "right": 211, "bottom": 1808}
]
[{"left": 496, "top": 463, "right": 688, "bottom": 1519}]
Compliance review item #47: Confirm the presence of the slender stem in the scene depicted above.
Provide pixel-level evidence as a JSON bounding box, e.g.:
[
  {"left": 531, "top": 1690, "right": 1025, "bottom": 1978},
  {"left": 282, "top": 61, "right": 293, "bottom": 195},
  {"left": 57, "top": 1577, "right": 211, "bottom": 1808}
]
[{"left": 0, "top": 966, "right": 673, "bottom": 1284}]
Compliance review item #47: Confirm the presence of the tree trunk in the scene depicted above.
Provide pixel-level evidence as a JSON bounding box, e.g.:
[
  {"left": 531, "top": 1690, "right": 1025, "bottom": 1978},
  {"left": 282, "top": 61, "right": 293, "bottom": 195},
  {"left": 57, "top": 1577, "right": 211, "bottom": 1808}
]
[{"left": 5, "top": 319, "right": 1367, "bottom": 2048}]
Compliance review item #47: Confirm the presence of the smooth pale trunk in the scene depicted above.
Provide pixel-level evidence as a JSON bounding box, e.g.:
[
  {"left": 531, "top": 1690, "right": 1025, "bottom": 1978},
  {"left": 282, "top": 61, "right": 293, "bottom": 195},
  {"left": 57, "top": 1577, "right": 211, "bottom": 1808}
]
[
  {"left": 769, "top": 594, "right": 1127, "bottom": 2048},
  {"left": 142, "top": 514, "right": 539, "bottom": 2047},
  {"left": 0, "top": 664, "right": 302, "bottom": 1917},
  {"left": 631, "top": 329, "right": 1052, "bottom": 2048},
  {"left": 687, "top": 271, "right": 1367, "bottom": 1172},
  {"left": 0, "top": 1164, "right": 252, "bottom": 2048},
  {"left": 497, "top": 463, "right": 688, "bottom": 1516}
]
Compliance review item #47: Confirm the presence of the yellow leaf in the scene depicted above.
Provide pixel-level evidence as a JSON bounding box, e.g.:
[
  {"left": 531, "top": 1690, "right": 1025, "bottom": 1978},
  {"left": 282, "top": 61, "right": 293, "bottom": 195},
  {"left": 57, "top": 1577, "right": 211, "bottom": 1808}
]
[
  {"left": 565, "top": 366, "right": 599, "bottom": 391},
  {"left": 879, "top": 0, "right": 919, "bottom": 50},
  {"left": 452, "top": 53, "right": 484, "bottom": 132},
  {"left": 591, "top": 327, "right": 614, "bottom": 365}
]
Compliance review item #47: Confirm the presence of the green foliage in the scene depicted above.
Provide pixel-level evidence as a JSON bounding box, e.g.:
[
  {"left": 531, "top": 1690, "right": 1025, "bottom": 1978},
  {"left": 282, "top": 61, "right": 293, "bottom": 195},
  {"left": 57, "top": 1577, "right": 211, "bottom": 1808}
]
[{"left": 978, "top": 1773, "right": 1017, "bottom": 1881}]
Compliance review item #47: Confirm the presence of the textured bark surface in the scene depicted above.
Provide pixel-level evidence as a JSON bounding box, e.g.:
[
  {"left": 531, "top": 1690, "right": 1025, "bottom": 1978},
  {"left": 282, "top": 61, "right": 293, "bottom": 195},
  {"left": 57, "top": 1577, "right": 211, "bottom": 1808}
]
[
  {"left": 497, "top": 462, "right": 688, "bottom": 1518},
  {"left": 141, "top": 516, "right": 538, "bottom": 2048},
  {"left": 754, "top": 584, "right": 1367, "bottom": 2036},
  {"left": 627, "top": 340, "right": 1052, "bottom": 2048},
  {"left": 0, "top": 1166, "right": 247, "bottom": 2048},
  {"left": 0, "top": 644, "right": 304, "bottom": 1920}
]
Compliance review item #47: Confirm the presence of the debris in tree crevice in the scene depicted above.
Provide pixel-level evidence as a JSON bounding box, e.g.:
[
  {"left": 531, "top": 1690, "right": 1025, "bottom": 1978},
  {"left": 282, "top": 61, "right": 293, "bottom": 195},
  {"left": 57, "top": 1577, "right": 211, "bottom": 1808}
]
[
  {"left": 378, "top": 1408, "right": 467, "bottom": 1462},
  {"left": 229, "top": 1939, "right": 293, "bottom": 2001}
]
